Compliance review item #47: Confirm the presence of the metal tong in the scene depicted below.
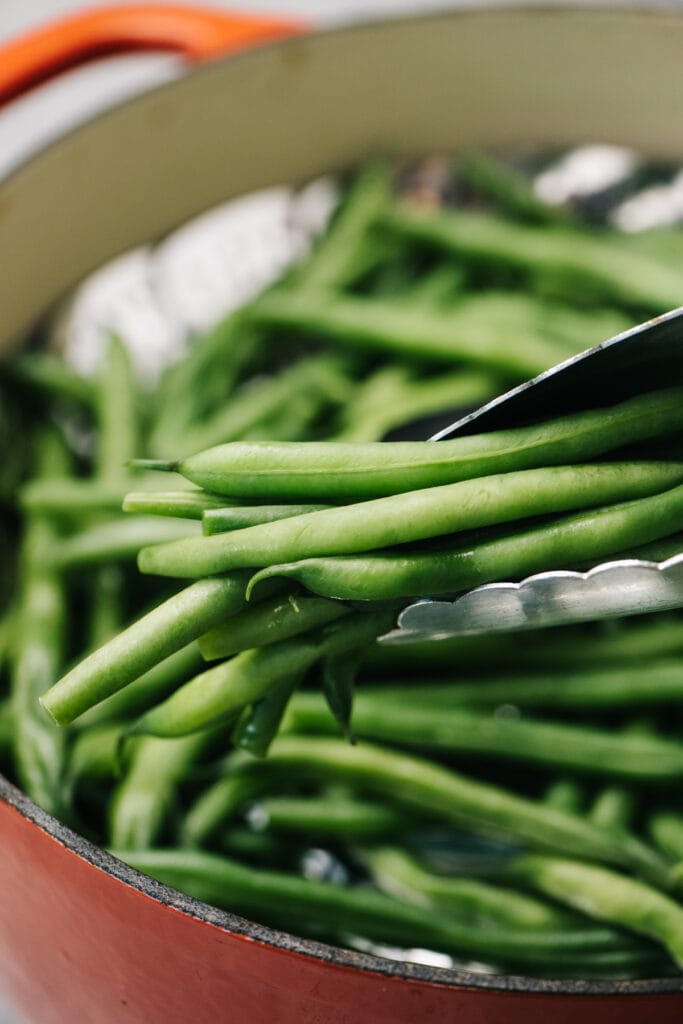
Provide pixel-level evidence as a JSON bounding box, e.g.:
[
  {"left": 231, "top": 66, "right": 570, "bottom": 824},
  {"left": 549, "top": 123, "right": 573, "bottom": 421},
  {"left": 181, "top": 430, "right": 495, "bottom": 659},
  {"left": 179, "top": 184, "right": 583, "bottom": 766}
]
[{"left": 385, "top": 307, "right": 683, "bottom": 642}]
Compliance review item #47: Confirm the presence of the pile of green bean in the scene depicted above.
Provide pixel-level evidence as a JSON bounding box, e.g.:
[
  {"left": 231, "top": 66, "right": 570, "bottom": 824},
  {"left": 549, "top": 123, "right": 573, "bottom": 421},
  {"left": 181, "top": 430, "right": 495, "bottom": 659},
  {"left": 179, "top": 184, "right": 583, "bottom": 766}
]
[{"left": 3, "top": 153, "right": 683, "bottom": 979}]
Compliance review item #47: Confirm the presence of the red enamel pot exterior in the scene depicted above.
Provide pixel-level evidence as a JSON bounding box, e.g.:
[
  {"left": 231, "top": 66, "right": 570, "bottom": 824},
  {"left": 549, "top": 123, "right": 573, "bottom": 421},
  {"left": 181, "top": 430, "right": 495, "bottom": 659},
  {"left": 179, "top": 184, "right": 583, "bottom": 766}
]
[{"left": 1, "top": 5, "right": 683, "bottom": 1022}]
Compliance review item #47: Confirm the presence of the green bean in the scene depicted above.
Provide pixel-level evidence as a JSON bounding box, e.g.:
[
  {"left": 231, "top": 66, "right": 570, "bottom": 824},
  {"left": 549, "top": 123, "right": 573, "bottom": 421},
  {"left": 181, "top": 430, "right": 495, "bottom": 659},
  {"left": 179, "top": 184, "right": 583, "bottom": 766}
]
[
  {"left": 249, "top": 480, "right": 683, "bottom": 600},
  {"left": 68, "top": 722, "right": 125, "bottom": 782},
  {"left": 650, "top": 813, "right": 683, "bottom": 862},
  {"left": 360, "top": 845, "right": 570, "bottom": 929},
  {"left": 179, "top": 354, "right": 353, "bottom": 458},
  {"left": 96, "top": 335, "right": 139, "bottom": 483},
  {"left": 40, "top": 573, "right": 258, "bottom": 725},
  {"left": 88, "top": 565, "right": 126, "bottom": 648},
  {"left": 0, "top": 699, "right": 13, "bottom": 758},
  {"left": 11, "top": 432, "right": 70, "bottom": 818},
  {"left": 139, "top": 462, "right": 683, "bottom": 580},
  {"left": 199, "top": 594, "right": 351, "bottom": 661},
  {"left": 181, "top": 758, "right": 273, "bottom": 846},
  {"left": 202, "top": 504, "right": 331, "bottom": 535},
  {"left": 332, "top": 366, "right": 497, "bottom": 444},
  {"left": 322, "top": 648, "right": 362, "bottom": 742},
  {"left": 232, "top": 673, "right": 302, "bottom": 757},
  {"left": 122, "top": 490, "right": 231, "bottom": 520},
  {"left": 75, "top": 642, "right": 205, "bottom": 729},
  {"left": 112, "top": 847, "right": 658, "bottom": 975},
  {"left": 251, "top": 289, "right": 623, "bottom": 377},
  {"left": 590, "top": 788, "right": 636, "bottom": 831},
  {"left": 138, "top": 386, "right": 683, "bottom": 500},
  {"left": 357, "top": 660, "right": 683, "bottom": 713},
  {"left": 384, "top": 203, "right": 683, "bottom": 312},
  {"left": 456, "top": 151, "right": 575, "bottom": 226},
  {"left": 7, "top": 351, "right": 95, "bottom": 408},
  {"left": 286, "top": 696, "right": 683, "bottom": 781},
  {"left": 505, "top": 854, "right": 683, "bottom": 968},
  {"left": 250, "top": 795, "right": 409, "bottom": 840},
  {"left": 131, "top": 609, "right": 395, "bottom": 739},
  {"left": 543, "top": 779, "right": 584, "bottom": 815},
  {"left": 109, "top": 731, "right": 218, "bottom": 849},
  {"left": 150, "top": 319, "right": 261, "bottom": 458},
  {"left": 407, "top": 265, "right": 466, "bottom": 308},
  {"left": 47, "top": 517, "right": 200, "bottom": 571},
  {"left": 20, "top": 478, "right": 132, "bottom": 519},
  {"left": 294, "top": 159, "right": 394, "bottom": 292},
  {"left": 262, "top": 737, "right": 674, "bottom": 889}
]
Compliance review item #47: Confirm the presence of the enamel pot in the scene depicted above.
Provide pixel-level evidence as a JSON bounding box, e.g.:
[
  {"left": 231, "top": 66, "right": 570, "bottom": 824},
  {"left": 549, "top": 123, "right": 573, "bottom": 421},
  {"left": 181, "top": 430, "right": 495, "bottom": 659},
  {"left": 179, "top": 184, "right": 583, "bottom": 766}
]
[{"left": 0, "top": 5, "right": 682, "bottom": 1021}]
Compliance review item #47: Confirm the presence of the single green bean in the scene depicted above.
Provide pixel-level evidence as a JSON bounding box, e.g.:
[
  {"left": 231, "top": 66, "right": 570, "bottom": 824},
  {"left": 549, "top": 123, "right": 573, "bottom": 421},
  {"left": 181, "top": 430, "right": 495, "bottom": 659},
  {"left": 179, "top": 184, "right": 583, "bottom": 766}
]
[
  {"left": 40, "top": 573, "right": 257, "bottom": 725},
  {"left": 650, "top": 812, "right": 683, "bottom": 862},
  {"left": 47, "top": 516, "right": 200, "bottom": 571},
  {"left": 543, "top": 779, "right": 584, "bottom": 815},
  {"left": 112, "top": 847, "right": 657, "bottom": 975},
  {"left": 199, "top": 594, "right": 350, "bottom": 660},
  {"left": 109, "top": 731, "right": 219, "bottom": 849},
  {"left": 232, "top": 673, "right": 302, "bottom": 757},
  {"left": 287, "top": 695, "right": 683, "bottom": 781},
  {"left": 68, "top": 722, "right": 125, "bottom": 782},
  {"left": 20, "top": 478, "right": 132, "bottom": 518},
  {"left": 202, "top": 504, "right": 331, "bottom": 535},
  {"left": 139, "top": 462, "right": 683, "bottom": 579},
  {"left": 293, "top": 159, "right": 394, "bottom": 292},
  {"left": 357, "top": 660, "right": 683, "bottom": 713},
  {"left": 332, "top": 366, "right": 497, "bottom": 444},
  {"left": 250, "top": 794, "right": 409, "bottom": 840},
  {"left": 8, "top": 351, "right": 95, "bottom": 408},
  {"left": 0, "top": 699, "right": 13, "bottom": 758},
  {"left": 505, "top": 854, "right": 683, "bottom": 968},
  {"left": 11, "top": 433, "right": 70, "bottom": 818},
  {"left": 250, "top": 480, "right": 683, "bottom": 600},
  {"left": 360, "top": 845, "right": 570, "bottom": 929},
  {"left": 181, "top": 758, "right": 273, "bottom": 846},
  {"left": 250, "top": 289, "right": 624, "bottom": 376},
  {"left": 138, "top": 386, "right": 683, "bottom": 500},
  {"left": 384, "top": 203, "right": 683, "bottom": 312},
  {"left": 262, "top": 737, "right": 674, "bottom": 889},
  {"left": 123, "top": 490, "right": 229, "bottom": 520},
  {"left": 456, "top": 151, "right": 575, "bottom": 226},
  {"left": 96, "top": 335, "right": 139, "bottom": 483},
  {"left": 132, "top": 609, "right": 395, "bottom": 739},
  {"left": 75, "top": 642, "right": 205, "bottom": 728}
]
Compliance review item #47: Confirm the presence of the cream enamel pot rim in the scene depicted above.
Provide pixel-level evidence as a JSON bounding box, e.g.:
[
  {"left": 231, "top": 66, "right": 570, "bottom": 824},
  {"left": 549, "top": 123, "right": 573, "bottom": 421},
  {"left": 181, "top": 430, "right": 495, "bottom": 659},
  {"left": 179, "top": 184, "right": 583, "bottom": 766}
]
[{"left": 1, "top": 6, "right": 683, "bottom": 1022}]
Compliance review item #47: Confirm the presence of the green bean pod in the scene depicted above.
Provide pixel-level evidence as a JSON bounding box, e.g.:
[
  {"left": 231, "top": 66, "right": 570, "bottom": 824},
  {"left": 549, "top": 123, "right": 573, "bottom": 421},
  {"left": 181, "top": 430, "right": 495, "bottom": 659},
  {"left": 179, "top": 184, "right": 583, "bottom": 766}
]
[
  {"left": 109, "top": 731, "right": 219, "bottom": 849},
  {"left": 199, "top": 594, "right": 350, "bottom": 661},
  {"left": 505, "top": 854, "right": 683, "bottom": 968},
  {"left": 287, "top": 695, "right": 683, "bottom": 781},
  {"left": 202, "top": 504, "right": 331, "bottom": 535},
  {"left": 363, "top": 660, "right": 683, "bottom": 713},
  {"left": 47, "top": 517, "right": 200, "bottom": 571},
  {"left": 123, "top": 490, "right": 230, "bottom": 520},
  {"left": 361, "top": 845, "right": 570, "bottom": 929}
]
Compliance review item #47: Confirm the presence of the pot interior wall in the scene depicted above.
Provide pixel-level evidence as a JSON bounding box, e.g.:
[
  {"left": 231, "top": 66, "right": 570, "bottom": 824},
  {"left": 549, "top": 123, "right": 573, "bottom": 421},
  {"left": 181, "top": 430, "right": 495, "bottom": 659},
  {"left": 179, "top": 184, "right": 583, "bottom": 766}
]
[{"left": 2, "top": 6, "right": 683, "bottom": 352}]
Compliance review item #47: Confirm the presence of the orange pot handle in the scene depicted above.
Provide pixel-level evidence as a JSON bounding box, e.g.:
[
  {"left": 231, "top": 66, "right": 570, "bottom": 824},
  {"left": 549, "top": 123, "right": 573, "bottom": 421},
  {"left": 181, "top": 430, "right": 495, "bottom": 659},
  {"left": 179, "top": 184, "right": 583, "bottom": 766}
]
[{"left": 0, "top": 4, "right": 305, "bottom": 106}]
